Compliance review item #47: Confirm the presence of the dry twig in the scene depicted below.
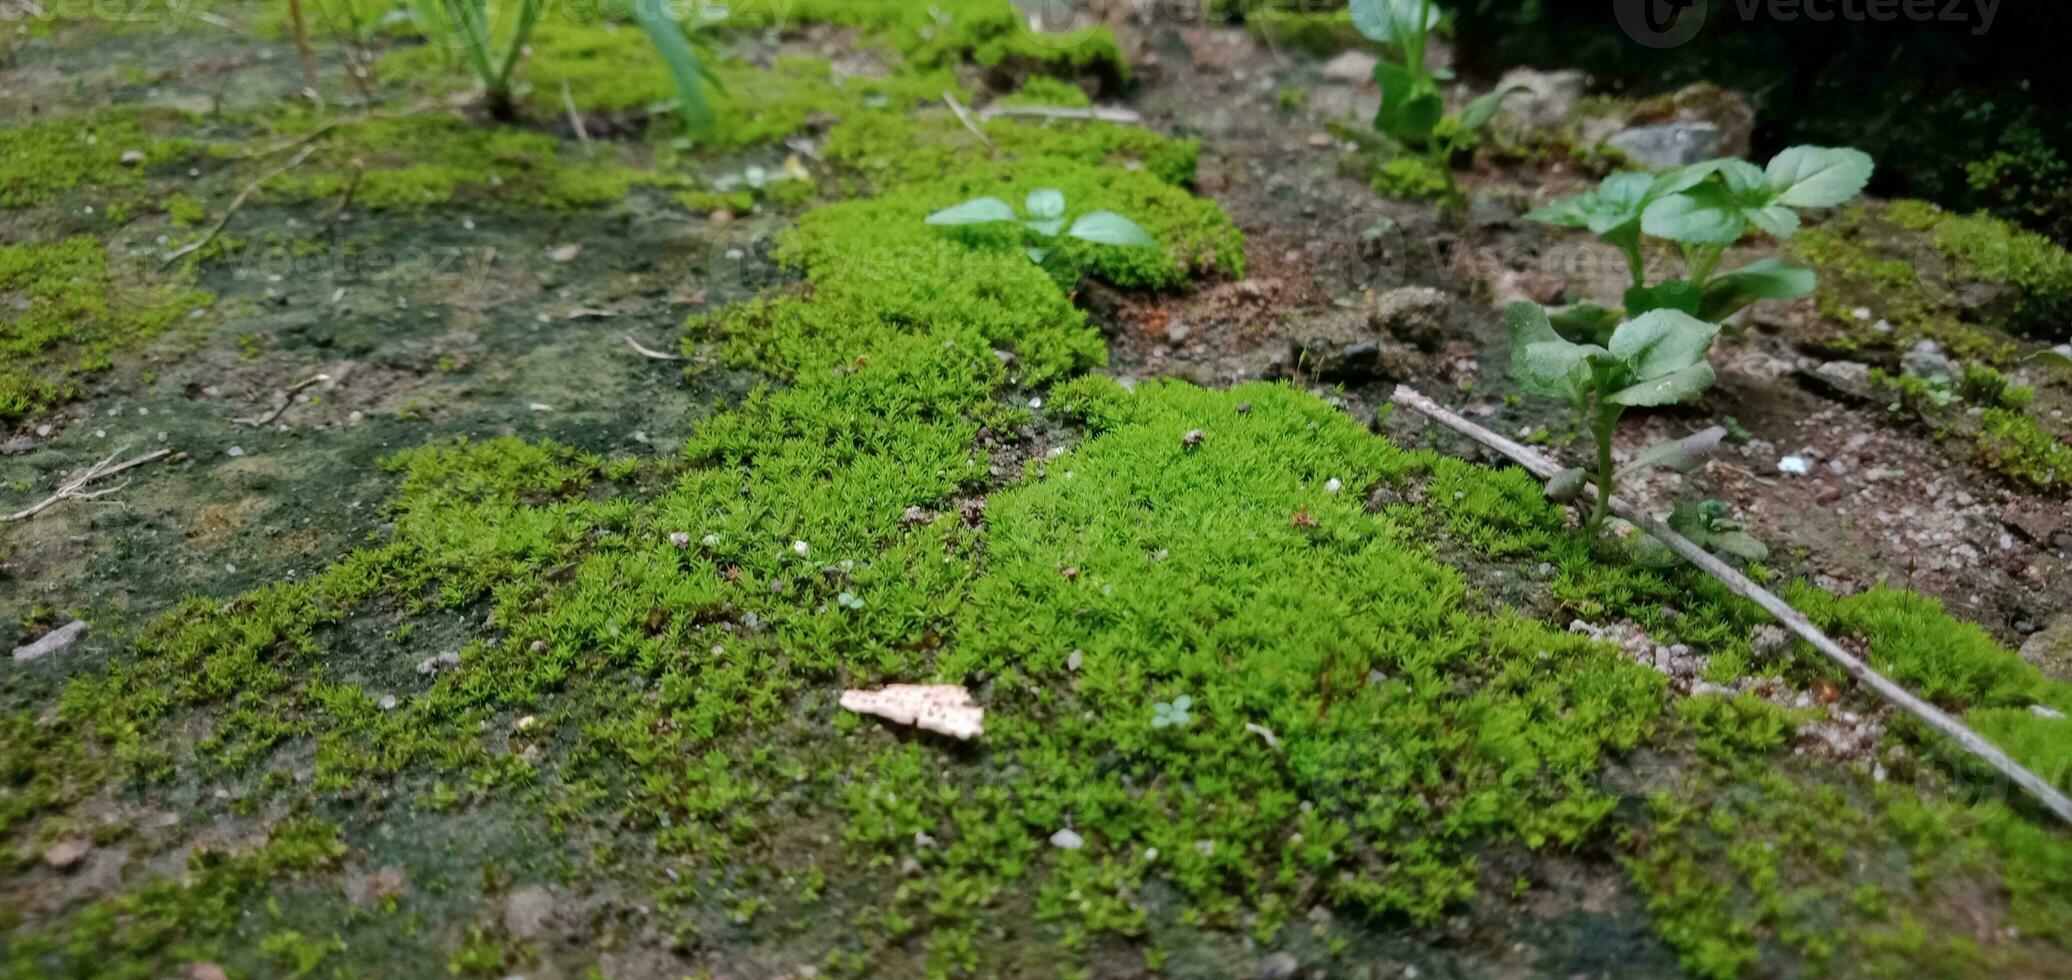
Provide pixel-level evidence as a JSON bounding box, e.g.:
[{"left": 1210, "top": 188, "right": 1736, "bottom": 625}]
[
  {"left": 563, "top": 81, "right": 595, "bottom": 156},
  {"left": 162, "top": 144, "right": 318, "bottom": 268},
  {"left": 4, "top": 447, "right": 173, "bottom": 524},
  {"left": 234, "top": 374, "right": 332, "bottom": 427},
  {"left": 975, "top": 104, "right": 1143, "bottom": 125},
  {"left": 1390, "top": 384, "right": 2072, "bottom": 826},
  {"left": 624, "top": 335, "right": 685, "bottom": 361},
  {"left": 941, "top": 91, "right": 994, "bottom": 149}
]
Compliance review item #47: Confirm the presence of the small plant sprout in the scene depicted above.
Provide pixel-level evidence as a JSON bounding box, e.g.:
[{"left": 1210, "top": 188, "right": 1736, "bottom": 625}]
[
  {"left": 925, "top": 188, "right": 1157, "bottom": 264},
  {"left": 413, "top": 0, "right": 725, "bottom": 137},
  {"left": 1666, "top": 500, "right": 1769, "bottom": 563},
  {"left": 1526, "top": 146, "right": 1874, "bottom": 339},
  {"left": 1150, "top": 695, "right": 1193, "bottom": 729},
  {"left": 1348, "top": 0, "right": 1524, "bottom": 198},
  {"left": 1507, "top": 301, "right": 1723, "bottom": 530}
]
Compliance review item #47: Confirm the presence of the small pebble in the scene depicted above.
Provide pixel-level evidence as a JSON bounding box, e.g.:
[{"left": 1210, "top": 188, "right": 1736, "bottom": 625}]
[
  {"left": 1777, "top": 455, "right": 1810, "bottom": 476},
  {"left": 1049, "top": 828, "right": 1084, "bottom": 850}
]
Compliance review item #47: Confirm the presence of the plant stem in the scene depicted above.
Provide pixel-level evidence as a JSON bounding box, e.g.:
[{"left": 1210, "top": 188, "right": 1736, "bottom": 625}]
[
  {"left": 1586, "top": 401, "right": 1620, "bottom": 529},
  {"left": 1623, "top": 243, "right": 1646, "bottom": 291},
  {"left": 1686, "top": 243, "right": 1725, "bottom": 287}
]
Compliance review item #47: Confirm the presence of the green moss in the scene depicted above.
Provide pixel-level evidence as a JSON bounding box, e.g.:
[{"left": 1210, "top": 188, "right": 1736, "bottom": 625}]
[
  {"left": 0, "top": 236, "right": 211, "bottom": 422},
  {"left": 995, "top": 76, "right": 1093, "bottom": 108},
  {"left": 823, "top": 108, "right": 1202, "bottom": 189},
  {"left": 262, "top": 115, "right": 657, "bottom": 212},
  {"left": 1870, "top": 367, "right": 2072, "bottom": 492},
  {"left": 1246, "top": 8, "right": 1359, "bottom": 54},
  {"left": 740, "top": 0, "right": 1129, "bottom": 81},
  {"left": 1370, "top": 155, "right": 1456, "bottom": 202},
  {"left": 1929, "top": 212, "right": 2072, "bottom": 336},
  {"left": 0, "top": 110, "right": 189, "bottom": 209},
  {"left": 1975, "top": 407, "right": 2072, "bottom": 492}
]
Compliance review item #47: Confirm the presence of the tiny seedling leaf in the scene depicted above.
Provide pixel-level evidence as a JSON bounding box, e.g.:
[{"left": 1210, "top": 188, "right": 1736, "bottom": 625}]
[
  {"left": 1025, "top": 188, "right": 1066, "bottom": 220},
  {"left": 1348, "top": 0, "right": 1441, "bottom": 44},
  {"left": 1545, "top": 467, "right": 1588, "bottom": 502},
  {"left": 926, "top": 197, "right": 1018, "bottom": 226},
  {"left": 1458, "top": 85, "right": 1528, "bottom": 133},
  {"left": 1642, "top": 185, "right": 1746, "bottom": 245},
  {"left": 1066, "top": 211, "right": 1158, "bottom": 247},
  {"left": 1699, "top": 258, "right": 1816, "bottom": 321},
  {"left": 1624, "top": 280, "right": 1703, "bottom": 318},
  {"left": 1619, "top": 426, "right": 1727, "bottom": 479}
]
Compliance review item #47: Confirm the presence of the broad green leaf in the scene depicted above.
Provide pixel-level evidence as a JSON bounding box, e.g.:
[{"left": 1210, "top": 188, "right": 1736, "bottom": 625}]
[
  {"left": 1023, "top": 217, "right": 1065, "bottom": 237},
  {"left": 1744, "top": 203, "right": 1800, "bottom": 240},
  {"left": 1349, "top": 0, "right": 1440, "bottom": 44},
  {"left": 2028, "top": 348, "right": 2072, "bottom": 368},
  {"left": 1065, "top": 211, "right": 1158, "bottom": 247},
  {"left": 1507, "top": 302, "right": 1605, "bottom": 399},
  {"left": 1766, "top": 145, "right": 1874, "bottom": 208},
  {"left": 1651, "top": 159, "right": 1734, "bottom": 197},
  {"left": 624, "top": 0, "right": 717, "bottom": 139},
  {"left": 1641, "top": 186, "right": 1745, "bottom": 244},
  {"left": 1458, "top": 85, "right": 1528, "bottom": 133},
  {"left": 1619, "top": 426, "right": 1727, "bottom": 479},
  {"left": 1607, "top": 362, "right": 1716, "bottom": 406},
  {"left": 1623, "top": 280, "right": 1703, "bottom": 318},
  {"left": 1549, "top": 303, "right": 1623, "bottom": 345},
  {"left": 1026, "top": 246, "right": 1051, "bottom": 263},
  {"left": 1372, "top": 60, "right": 1444, "bottom": 145},
  {"left": 1525, "top": 172, "right": 1653, "bottom": 236},
  {"left": 1544, "top": 467, "right": 1588, "bottom": 502},
  {"left": 926, "top": 197, "right": 1017, "bottom": 226},
  {"left": 1523, "top": 195, "right": 1592, "bottom": 229},
  {"left": 1026, "top": 188, "right": 1066, "bottom": 219},
  {"left": 1609, "top": 309, "right": 1718, "bottom": 380},
  {"left": 1699, "top": 258, "right": 1815, "bottom": 321}
]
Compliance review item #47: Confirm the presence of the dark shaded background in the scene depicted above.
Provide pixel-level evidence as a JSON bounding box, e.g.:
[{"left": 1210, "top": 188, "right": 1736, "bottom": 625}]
[{"left": 1445, "top": 0, "right": 2069, "bottom": 240}]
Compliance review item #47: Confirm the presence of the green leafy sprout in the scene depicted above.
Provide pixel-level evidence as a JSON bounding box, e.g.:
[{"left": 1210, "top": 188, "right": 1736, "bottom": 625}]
[
  {"left": 1348, "top": 0, "right": 1524, "bottom": 199},
  {"left": 412, "top": 0, "right": 724, "bottom": 138},
  {"left": 925, "top": 188, "right": 1158, "bottom": 265},
  {"left": 1526, "top": 145, "right": 1874, "bottom": 340},
  {"left": 1150, "top": 695, "right": 1193, "bottom": 729},
  {"left": 1507, "top": 302, "right": 1725, "bottom": 531}
]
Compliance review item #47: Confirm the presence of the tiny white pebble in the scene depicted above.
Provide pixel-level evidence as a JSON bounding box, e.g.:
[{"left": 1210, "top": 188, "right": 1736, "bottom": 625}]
[
  {"left": 226, "top": 446, "right": 245, "bottom": 457},
  {"left": 1324, "top": 477, "right": 1342, "bottom": 494},
  {"left": 1777, "top": 455, "right": 1810, "bottom": 476},
  {"left": 1028, "top": 397, "right": 1043, "bottom": 409},
  {"left": 791, "top": 539, "right": 811, "bottom": 556}
]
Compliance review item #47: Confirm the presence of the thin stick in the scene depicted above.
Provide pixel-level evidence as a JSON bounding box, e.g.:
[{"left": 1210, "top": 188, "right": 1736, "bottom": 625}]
[
  {"left": 975, "top": 104, "right": 1143, "bottom": 125},
  {"left": 1390, "top": 385, "right": 2072, "bottom": 826},
  {"left": 162, "top": 145, "right": 318, "bottom": 268},
  {"left": 941, "top": 91, "right": 993, "bottom": 150},
  {"left": 624, "top": 335, "right": 684, "bottom": 362},
  {"left": 324, "top": 162, "right": 362, "bottom": 222},
  {"left": 563, "top": 81, "right": 595, "bottom": 157},
  {"left": 4, "top": 447, "right": 172, "bottom": 523},
  {"left": 287, "top": 0, "right": 319, "bottom": 98},
  {"left": 234, "top": 374, "right": 332, "bottom": 427}
]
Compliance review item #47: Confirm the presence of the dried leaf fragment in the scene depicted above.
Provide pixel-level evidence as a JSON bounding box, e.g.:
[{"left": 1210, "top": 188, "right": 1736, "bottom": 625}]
[{"left": 839, "top": 684, "right": 985, "bottom": 740}]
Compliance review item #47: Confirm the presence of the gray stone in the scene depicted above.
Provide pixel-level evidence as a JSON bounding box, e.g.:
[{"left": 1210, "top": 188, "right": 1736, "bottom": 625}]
[
  {"left": 1670, "top": 83, "right": 1754, "bottom": 160},
  {"left": 12, "top": 620, "right": 87, "bottom": 663},
  {"left": 1320, "top": 51, "right": 1378, "bottom": 84},
  {"left": 1283, "top": 310, "right": 1421, "bottom": 383},
  {"left": 1465, "top": 192, "right": 1519, "bottom": 230},
  {"left": 1805, "top": 361, "right": 1875, "bottom": 402},
  {"left": 1900, "top": 339, "right": 1954, "bottom": 380},
  {"left": 1048, "top": 827, "right": 1084, "bottom": 850},
  {"left": 1372, "top": 286, "right": 1451, "bottom": 349},
  {"left": 1606, "top": 123, "right": 1723, "bottom": 170},
  {"left": 416, "top": 650, "right": 462, "bottom": 675},
  {"left": 2020, "top": 617, "right": 2072, "bottom": 685},
  {"left": 503, "top": 886, "right": 556, "bottom": 940},
  {"left": 1256, "top": 951, "right": 1301, "bottom": 980},
  {"left": 1492, "top": 68, "right": 1585, "bottom": 137}
]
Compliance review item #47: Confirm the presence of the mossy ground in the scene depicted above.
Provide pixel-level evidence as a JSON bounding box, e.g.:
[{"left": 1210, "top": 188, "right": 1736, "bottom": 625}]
[{"left": 5, "top": 3, "right": 2072, "bottom": 979}]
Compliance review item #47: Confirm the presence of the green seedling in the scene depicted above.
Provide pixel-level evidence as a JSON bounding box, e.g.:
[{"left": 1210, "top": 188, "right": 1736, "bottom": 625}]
[
  {"left": 1527, "top": 146, "right": 1874, "bottom": 340},
  {"left": 1507, "top": 301, "right": 1723, "bottom": 529},
  {"left": 1348, "top": 0, "right": 1523, "bottom": 199},
  {"left": 1666, "top": 500, "right": 1769, "bottom": 563},
  {"left": 1150, "top": 695, "right": 1193, "bottom": 729},
  {"left": 925, "top": 188, "right": 1157, "bottom": 264},
  {"left": 413, "top": 0, "right": 723, "bottom": 137}
]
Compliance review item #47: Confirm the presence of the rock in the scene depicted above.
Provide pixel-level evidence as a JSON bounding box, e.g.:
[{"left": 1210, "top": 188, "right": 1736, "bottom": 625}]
[
  {"left": 1372, "top": 286, "right": 1450, "bottom": 349},
  {"left": 1901, "top": 339, "right": 1954, "bottom": 380},
  {"left": 119, "top": 149, "right": 145, "bottom": 166},
  {"left": 13, "top": 620, "right": 87, "bottom": 663},
  {"left": 2019, "top": 617, "right": 2072, "bottom": 684},
  {"left": 1670, "top": 83, "right": 1754, "bottom": 160},
  {"left": 42, "top": 838, "right": 91, "bottom": 870},
  {"left": 415, "top": 650, "right": 461, "bottom": 675},
  {"left": 839, "top": 684, "right": 984, "bottom": 740},
  {"left": 182, "top": 965, "right": 230, "bottom": 980},
  {"left": 0, "top": 435, "right": 34, "bottom": 454},
  {"left": 1491, "top": 68, "right": 1585, "bottom": 138},
  {"left": 1465, "top": 192, "right": 1519, "bottom": 229},
  {"left": 1048, "top": 827, "right": 1084, "bottom": 850},
  {"left": 2032, "top": 705, "right": 2066, "bottom": 720},
  {"left": 1319, "top": 51, "right": 1378, "bottom": 84},
  {"left": 1256, "top": 952, "right": 1301, "bottom": 980},
  {"left": 1804, "top": 360, "right": 1876, "bottom": 402},
  {"left": 503, "top": 885, "right": 556, "bottom": 939},
  {"left": 548, "top": 243, "right": 582, "bottom": 263},
  {"left": 1606, "top": 122, "right": 1723, "bottom": 170},
  {"left": 1283, "top": 310, "right": 1421, "bottom": 383}
]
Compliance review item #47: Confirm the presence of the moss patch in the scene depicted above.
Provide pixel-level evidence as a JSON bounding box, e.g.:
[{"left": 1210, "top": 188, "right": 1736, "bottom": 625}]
[{"left": 0, "top": 236, "right": 210, "bottom": 422}]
